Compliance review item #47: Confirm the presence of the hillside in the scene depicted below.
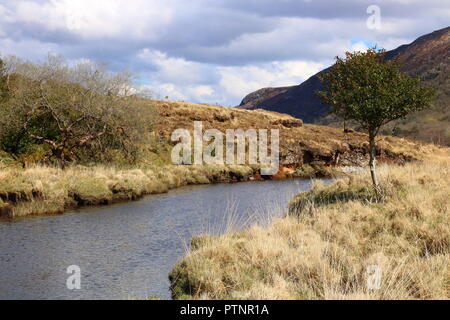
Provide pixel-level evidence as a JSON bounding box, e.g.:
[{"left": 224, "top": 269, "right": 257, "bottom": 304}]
[
  {"left": 153, "top": 100, "right": 439, "bottom": 169},
  {"left": 238, "top": 26, "right": 450, "bottom": 145}
]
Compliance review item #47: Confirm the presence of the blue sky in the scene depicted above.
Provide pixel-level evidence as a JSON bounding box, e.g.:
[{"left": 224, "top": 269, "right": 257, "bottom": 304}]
[{"left": 0, "top": 0, "right": 449, "bottom": 106}]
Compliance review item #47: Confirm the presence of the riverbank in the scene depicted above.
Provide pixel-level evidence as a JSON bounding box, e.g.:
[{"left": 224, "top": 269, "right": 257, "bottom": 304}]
[
  {"left": 1, "top": 99, "right": 443, "bottom": 219},
  {"left": 0, "top": 163, "right": 337, "bottom": 218},
  {"left": 0, "top": 176, "right": 318, "bottom": 299},
  {"left": 169, "top": 154, "right": 450, "bottom": 300},
  {"left": 0, "top": 164, "right": 248, "bottom": 218}
]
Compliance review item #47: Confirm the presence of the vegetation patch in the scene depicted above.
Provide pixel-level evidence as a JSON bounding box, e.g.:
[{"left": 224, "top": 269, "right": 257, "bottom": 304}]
[
  {"left": 288, "top": 180, "right": 377, "bottom": 219},
  {"left": 0, "top": 164, "right": 259, "bottom": 218},
  {"left": 170, "top": 154, "right": 450, "bottom": 300}
]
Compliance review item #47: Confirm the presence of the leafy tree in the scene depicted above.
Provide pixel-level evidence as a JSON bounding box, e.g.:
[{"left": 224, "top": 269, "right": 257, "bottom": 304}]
[
  {"left": 0, "top": 57, "right": 8, "bottom": 102},
  {"left": 0, "top": 55, "right": 157, "bottom": 167},
  {"left": 318, "top": 49, "right": 435, "bottom": 194},
  {"left": 0, "top": 58, "right": 27, "bottom": 155}
]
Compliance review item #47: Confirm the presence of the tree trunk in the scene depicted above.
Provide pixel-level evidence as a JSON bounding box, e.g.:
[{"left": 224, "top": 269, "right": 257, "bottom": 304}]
[
  {"left": 52, "top": 147, "right": 66, "bottom": 169},
  {"left": 368, "top": 131, "right": 380, "bottom": 196}
]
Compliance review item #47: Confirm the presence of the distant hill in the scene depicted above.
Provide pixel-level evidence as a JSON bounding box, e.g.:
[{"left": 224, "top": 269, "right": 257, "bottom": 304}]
[{"left": 239, "top": 26, "right": 450, "bottom": 145}]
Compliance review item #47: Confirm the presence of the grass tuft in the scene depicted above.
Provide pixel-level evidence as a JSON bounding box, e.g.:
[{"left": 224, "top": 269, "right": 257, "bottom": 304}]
[
  {"left": 0, "top": 164, "right": 258, "bottom": 218},
  {"left": 170, "top": 155, "right": 450, "bottom": 300}
]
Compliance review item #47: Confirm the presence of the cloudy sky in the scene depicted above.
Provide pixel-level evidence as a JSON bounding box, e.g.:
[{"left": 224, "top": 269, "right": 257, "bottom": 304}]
[{"left": 0, "top": 0, "right": 449, "bottom": 106}]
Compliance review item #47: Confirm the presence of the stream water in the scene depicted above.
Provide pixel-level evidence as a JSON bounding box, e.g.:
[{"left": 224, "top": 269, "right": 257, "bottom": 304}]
[{"left": 0, "top": 178, "right": 329, "bottom": 300}]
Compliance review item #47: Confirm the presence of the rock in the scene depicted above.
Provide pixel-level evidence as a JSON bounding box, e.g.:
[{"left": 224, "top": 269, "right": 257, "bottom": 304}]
[{"left": 239, "top": 87, "right": 291, "bottom": 109}]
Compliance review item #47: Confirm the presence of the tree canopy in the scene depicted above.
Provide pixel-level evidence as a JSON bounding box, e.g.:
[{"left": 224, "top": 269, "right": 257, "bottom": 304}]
[
  {"left": 0, "top": 55, "right": 157, "bottom": 167},
  {"left": 318, "top": 49, "right": 435, "bottom": 135},
  {"left": 318, "top": 48, "right": 435, "bottom": 193},
  {"left": 0, "top": 58, "right": 8, "bottom": 102}
]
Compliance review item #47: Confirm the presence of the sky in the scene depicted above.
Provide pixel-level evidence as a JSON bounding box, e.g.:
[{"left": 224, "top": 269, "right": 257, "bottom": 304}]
[{"left": 0, "top": 0, "right": 449, "bottom": 106}]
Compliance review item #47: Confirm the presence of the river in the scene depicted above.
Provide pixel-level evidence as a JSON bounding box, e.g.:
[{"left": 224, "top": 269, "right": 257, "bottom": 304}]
[{"left": 0, "top": 178, "right": 328, "bottom": 300}]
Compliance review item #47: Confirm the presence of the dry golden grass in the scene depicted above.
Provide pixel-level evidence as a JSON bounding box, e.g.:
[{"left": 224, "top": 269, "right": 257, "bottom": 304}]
[
  {"left": 0, "top": 164, "right": 255, "bottom": 218},
  {"left": 154, "top": 100, "right": 442, "bottom": 166},
  {"left": 170, "top": 152, "right": 450, "bottom": 300}
]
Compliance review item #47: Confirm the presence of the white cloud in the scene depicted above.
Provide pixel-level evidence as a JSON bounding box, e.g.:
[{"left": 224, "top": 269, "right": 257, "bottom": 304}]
[
  {"left": 0, "top": 0, "right": 448, "bottom": 106},
  {"left": 218, "top": 60, "right": 325, "bottom": 100},
  {"left": 5, "top": 0, "right": 174, "bottom": 40},
  {"left": 351, "top": 41, "right": 370, "bottom": 52},
  {"left": 0, "top": 38, "right": 60, "bottom": 60},
  {"left": 188, "top": 85, "right": 214, "bottom": 99},
  {"left": 154, "top": 83, "right": 188, "bottom": 101},
  {"left": 142, "top": 54, "right": 324, "bottom": 105},
  {"left": 137, "top": 48, "right": 216, "bottom": 85}
]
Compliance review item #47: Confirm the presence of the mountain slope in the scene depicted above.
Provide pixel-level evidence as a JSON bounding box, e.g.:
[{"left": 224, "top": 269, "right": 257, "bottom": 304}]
[
  {"left": 239, "top": 71, "right": 330, "bottom": 123},
  {"left": 239, "top": 26, "right": 450, "bottom": 144}
]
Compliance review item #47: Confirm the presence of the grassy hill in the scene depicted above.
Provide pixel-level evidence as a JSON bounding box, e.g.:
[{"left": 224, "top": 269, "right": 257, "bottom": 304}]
[{"left": 153, "top": 100, "right": 439, "bottom": 168}]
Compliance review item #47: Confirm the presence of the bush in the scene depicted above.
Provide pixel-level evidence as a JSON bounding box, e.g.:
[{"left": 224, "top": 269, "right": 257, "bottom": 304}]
[{"left": 0, "top": 55, "right": 158, "bottom": 167}]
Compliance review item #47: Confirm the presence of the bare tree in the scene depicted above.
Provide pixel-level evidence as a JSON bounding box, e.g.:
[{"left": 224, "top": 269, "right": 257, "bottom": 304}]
[{"left": 1, "top": 55, "right": 157, "bottom": 167}]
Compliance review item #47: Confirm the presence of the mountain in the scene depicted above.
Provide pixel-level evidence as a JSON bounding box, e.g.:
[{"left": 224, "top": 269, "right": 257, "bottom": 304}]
[{"left": 238, "top": 26, "right": 450, "bottom": 145}]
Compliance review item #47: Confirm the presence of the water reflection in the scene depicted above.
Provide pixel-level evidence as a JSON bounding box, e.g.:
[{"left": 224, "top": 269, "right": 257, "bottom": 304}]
[{"left": 0, "top": 179, "right": 329, "bottom": 300}]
